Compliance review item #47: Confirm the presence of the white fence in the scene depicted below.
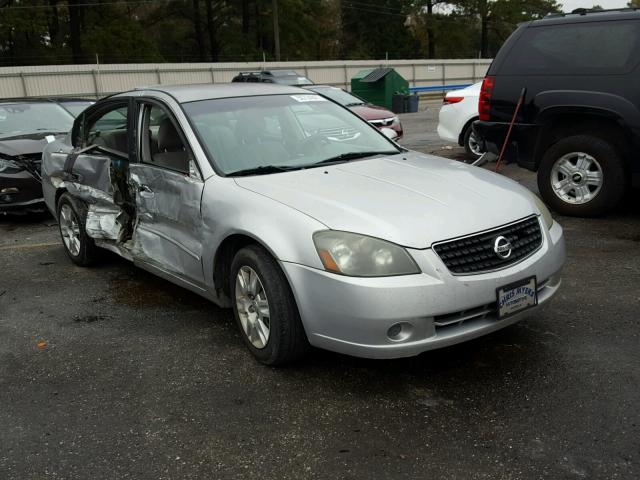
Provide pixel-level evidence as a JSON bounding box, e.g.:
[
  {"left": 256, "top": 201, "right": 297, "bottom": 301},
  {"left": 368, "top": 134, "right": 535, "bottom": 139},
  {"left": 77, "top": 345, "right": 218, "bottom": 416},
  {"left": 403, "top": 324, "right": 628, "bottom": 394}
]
[{"left": 0, "top": 59, "right": 491, "bottom": 99}]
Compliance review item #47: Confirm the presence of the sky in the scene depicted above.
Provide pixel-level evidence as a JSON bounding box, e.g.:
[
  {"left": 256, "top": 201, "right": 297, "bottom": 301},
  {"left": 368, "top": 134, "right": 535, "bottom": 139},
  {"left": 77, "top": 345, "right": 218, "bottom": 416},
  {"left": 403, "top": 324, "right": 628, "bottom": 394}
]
[{"left": 560, "top": 0, "right": 629, "bottom": 11}]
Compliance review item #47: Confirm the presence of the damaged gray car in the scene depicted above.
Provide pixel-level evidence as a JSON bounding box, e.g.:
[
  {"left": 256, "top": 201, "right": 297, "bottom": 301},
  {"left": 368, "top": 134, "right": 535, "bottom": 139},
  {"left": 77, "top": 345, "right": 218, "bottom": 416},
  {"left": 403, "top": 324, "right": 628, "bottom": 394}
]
[{"left": 42, "top": 84, "right": 565, "bottom": 365}]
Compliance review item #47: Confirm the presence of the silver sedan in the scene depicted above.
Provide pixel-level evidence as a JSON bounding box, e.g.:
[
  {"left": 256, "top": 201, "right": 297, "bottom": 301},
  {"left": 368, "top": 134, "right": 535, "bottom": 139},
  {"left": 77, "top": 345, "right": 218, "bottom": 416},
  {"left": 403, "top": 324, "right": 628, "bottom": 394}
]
[{"left": 42, "top": 84, "right": 565, "bottom": 365}]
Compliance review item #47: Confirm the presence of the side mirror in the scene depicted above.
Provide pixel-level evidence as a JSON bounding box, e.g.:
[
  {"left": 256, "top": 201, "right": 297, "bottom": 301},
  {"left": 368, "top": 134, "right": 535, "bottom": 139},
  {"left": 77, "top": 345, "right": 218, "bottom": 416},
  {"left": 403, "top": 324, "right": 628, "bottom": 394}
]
[{"left": 380, "top": 127, "right": 398, "bottom": 140}]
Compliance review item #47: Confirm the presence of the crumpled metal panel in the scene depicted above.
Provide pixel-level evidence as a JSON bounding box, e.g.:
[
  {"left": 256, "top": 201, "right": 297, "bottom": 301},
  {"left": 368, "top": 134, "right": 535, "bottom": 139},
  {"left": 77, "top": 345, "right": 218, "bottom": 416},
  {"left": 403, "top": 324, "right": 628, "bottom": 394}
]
[
  {"left": 85, "top": 205, "right": 127, "bottom": 240},
  {"left": 129, "top": 164, "right": 206, "bottom": 285},
  {"left": 46, "top": 151, "right": 128, "bottom": 241}
]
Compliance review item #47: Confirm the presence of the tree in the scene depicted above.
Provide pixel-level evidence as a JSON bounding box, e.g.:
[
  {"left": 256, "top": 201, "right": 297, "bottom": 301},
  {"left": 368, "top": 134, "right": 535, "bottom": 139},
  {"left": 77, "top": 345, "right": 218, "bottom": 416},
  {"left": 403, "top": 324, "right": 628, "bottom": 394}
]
[
  {"left": 410, "top": 1, "right": 452, "bottom": 59},
  {"left": 68, "top": 0, "right": 83, "bottom": 63},
  {"left": 340, "top": 0, "right": 420, "bottom": 59},
  {"left": 455, "top": 0, "right": 560, "bottom": 58}
]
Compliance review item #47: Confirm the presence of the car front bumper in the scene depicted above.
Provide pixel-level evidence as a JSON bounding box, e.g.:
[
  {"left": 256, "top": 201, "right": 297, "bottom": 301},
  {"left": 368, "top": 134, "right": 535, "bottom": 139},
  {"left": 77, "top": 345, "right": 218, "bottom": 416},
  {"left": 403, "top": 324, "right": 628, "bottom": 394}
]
[
  {"left": 0, "top": 170, "right": 45, "bottom": 214},
  {"left": 282, "top": 219, "right": 565, "bottom": 359}
]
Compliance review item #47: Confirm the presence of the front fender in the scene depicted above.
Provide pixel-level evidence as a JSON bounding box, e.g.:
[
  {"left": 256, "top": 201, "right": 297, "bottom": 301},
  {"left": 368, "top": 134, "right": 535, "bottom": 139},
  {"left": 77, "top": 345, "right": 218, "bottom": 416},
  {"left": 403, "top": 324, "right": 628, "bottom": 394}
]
[{"left": 199, "top": 176, "right": 328, "bottom": 289}]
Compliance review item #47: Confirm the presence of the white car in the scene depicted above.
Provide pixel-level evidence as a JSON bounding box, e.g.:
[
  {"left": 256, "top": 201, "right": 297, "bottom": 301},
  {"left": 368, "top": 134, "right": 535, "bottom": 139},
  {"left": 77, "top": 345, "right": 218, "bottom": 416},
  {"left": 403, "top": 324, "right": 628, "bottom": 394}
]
[{"left": 437, "top": 82, "right": 484, "bottom": 159}]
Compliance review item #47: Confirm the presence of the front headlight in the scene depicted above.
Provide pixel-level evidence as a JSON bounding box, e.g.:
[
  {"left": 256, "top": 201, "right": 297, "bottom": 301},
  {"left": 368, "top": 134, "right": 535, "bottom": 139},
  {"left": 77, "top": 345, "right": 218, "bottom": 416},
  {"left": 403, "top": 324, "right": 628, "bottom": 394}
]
[
  {"left": 313, "top": 231, "right": 421, "bottom": 277},
  {"left": 533, "top": 194, "right": 554, "bottom": 229},
  {"left": 0, "top": 158, "right": 24, "bottom": 174}
]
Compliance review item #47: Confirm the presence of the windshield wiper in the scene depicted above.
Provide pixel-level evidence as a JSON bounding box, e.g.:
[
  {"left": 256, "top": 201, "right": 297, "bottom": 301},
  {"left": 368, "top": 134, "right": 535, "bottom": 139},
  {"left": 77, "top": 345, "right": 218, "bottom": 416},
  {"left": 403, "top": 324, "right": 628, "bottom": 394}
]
[
  {"left": 227, "top": 164, "right": 301, "bottom": 177},
  {"left": 314, "top": 150, "right": 400, "bottom": 166},
  {"left": 345, "top": 102, "right": 366, "bottom": 107}
]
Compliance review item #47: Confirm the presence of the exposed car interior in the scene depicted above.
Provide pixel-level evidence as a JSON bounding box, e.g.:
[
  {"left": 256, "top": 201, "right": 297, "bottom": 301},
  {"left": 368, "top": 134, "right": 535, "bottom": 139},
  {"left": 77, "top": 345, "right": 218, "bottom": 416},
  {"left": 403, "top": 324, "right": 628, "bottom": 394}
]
[
  {"left": 141, "top": 105, "right": 190, "bottom": 173},
  {"left": 186, "top": 95, "right": 385, "bottom": 174},
  {"left": 88, "top": 106, "right": 129, "bottom": 154}
]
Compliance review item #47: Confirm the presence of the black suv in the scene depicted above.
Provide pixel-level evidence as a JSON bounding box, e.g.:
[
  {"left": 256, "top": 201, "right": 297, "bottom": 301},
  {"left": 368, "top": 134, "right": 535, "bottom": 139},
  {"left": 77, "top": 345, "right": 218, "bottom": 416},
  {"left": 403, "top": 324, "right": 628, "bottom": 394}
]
[
  {"left": 474, "top": 9, "right": 640, "bottom": 216},
  {"left": 231, "top": 69, "right": 313, "bottom": 86}
]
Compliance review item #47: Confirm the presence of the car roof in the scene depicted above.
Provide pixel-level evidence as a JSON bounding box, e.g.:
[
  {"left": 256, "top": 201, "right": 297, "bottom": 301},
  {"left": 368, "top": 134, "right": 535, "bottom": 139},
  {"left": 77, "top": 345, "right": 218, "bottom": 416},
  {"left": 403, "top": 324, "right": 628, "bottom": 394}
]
[
  {"left": 132, "top": 83, "right": 310, "bottom": 103},
  {"left": 48, "top": 97, "right": 95, "bottom": 103},
  {"left": 0, "top": 97, "right": 93, "bottom": 104},
  {"left": 530, "top": 8, "right": 639, "bottom": 26}
]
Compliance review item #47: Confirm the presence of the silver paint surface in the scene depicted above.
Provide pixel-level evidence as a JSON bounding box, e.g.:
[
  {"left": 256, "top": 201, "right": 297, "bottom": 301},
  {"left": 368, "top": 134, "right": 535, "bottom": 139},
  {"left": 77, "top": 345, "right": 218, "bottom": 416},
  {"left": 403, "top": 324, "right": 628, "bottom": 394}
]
[{"left": 41, "top": 84, "right": 566, "bottom": 359}]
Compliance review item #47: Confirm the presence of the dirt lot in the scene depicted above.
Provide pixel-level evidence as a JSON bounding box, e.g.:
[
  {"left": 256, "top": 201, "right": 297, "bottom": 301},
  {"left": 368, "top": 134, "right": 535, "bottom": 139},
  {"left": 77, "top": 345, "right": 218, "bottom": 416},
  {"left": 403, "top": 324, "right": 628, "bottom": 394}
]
[{"left": 1, "top": 103, "right": 639, "bottom": 479}]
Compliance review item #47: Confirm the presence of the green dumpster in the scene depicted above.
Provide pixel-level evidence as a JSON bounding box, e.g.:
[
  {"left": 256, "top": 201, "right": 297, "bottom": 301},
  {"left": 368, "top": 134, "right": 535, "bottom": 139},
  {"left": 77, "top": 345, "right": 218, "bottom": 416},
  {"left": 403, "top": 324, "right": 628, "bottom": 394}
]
[{"left": 350, "top": 68, "right": 409, "bottom": 111}]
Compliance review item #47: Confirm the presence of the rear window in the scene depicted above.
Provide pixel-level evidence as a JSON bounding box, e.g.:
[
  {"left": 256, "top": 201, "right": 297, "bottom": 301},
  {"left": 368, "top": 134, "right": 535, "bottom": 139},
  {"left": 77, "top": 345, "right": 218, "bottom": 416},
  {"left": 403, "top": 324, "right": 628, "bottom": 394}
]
[{"left": 501, "top": 20, "right": 640, "bottom": 75}]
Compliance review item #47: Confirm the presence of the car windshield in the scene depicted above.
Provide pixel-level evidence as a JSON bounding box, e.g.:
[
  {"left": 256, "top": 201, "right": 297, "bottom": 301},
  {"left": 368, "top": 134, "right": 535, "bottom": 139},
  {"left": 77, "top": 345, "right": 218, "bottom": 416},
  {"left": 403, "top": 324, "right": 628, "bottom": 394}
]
[
  {"left": 184, "top": 93, "right": 399, "bottom": 175},
  {"left": 273, "top": 76, "right": 314, "bottom": 86},
  {"left": 311, "top": 87, "right": 365, "bottom": 106},
  {"left": 0, "top": 102, "right": 74, "bottom": 138},
  {"left": 59, "top": 101, "right": 94, "bottom": 117}
]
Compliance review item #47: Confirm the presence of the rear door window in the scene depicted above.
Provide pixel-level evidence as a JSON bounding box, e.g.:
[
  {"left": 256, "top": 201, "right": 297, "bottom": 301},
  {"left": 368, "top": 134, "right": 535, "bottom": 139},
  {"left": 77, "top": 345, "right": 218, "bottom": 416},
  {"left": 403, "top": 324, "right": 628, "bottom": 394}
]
[{"left": 501, "top": 20, "right": 640, "bottom": 75}]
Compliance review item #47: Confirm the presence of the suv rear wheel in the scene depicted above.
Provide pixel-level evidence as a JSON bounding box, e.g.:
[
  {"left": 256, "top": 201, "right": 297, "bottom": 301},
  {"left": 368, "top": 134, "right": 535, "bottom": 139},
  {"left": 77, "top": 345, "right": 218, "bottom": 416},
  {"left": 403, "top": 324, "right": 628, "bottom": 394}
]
[{"left": 538, "top": 135, "right": 626, "bottom": 217}]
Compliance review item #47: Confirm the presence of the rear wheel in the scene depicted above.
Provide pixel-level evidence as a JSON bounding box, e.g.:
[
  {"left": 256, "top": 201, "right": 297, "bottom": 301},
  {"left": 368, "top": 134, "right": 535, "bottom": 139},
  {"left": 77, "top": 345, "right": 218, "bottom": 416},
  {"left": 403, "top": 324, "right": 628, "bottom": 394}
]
[
  {"left": 538, "top": 135, "right": 626, "bottom": 217},
  {"left": 463, "top": 125, "right": 485, "bottom": 159},
  {"left": 56, "top": 193, "right": 99, "bottom": 266},
  {"left": 230, "top": 244, "right": 309, "bottom": 365}
]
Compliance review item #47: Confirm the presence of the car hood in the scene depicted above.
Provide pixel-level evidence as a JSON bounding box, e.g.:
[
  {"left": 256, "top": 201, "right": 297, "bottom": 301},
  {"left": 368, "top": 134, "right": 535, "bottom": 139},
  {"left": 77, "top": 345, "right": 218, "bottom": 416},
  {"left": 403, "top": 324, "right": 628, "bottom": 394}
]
[
  {"left": 350, "top": 104, "right": 395, "bottom": 121},
  {"left": 234, "top": 152, "right": 538, "bottom": 249},
  {"left": 0, "top": 134, "right": 55, "bottom": 157}
]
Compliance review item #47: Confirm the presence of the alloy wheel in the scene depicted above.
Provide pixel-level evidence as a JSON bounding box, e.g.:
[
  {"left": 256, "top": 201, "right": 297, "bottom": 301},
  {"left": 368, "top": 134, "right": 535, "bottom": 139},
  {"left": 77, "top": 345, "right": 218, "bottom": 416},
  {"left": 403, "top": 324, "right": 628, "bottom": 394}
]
[
  {"left": 235, "top": 266, "right": 271, "bottom": 349},
  {"left": 467, "top": 130, "right": 484, "bottom": 156},
  {"left": 59, "top": 204, "right": 81, "bottom": 256},
  {"left": 550, "top": 152, "right": 603, "bottom": 205}
]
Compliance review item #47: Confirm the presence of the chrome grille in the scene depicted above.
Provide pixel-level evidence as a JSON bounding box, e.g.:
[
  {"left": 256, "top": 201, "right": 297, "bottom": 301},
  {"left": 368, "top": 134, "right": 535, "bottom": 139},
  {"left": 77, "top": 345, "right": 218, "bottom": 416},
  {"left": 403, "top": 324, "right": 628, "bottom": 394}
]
[
  {"left": 369, "top": 117, "right": 396, "bottom": 127},
  {"left": 433, "top": 216, "right": 543, "bottom": 275}
]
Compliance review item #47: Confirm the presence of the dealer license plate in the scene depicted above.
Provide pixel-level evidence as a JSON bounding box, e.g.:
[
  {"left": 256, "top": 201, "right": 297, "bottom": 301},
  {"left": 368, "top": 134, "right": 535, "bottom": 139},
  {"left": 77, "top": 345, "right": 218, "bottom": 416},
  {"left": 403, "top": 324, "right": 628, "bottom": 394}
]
[{"left": 496, "top": 276, "right": 538, "bottom": 319}]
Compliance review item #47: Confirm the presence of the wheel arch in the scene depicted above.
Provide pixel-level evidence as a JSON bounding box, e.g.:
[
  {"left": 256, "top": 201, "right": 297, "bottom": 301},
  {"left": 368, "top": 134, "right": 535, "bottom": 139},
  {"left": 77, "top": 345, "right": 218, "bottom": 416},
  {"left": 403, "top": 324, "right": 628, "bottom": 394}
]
[
  {"left": 54, "top": 187, "right": 69, "bottom": 219},
  {"left": 533, "top": 108, "right": 634, "bottom": 170},
  {"left": 458, "top": 115, "right": 479, "bottom": 146},
  {"left": 213, "top": 232, "right": 281, "bottom": 304}
]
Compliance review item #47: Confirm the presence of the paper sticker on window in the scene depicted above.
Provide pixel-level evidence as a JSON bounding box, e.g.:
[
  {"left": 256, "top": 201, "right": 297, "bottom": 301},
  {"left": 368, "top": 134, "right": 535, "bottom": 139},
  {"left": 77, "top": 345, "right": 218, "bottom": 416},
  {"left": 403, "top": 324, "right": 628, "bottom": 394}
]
[{"left": 290, "top": 95, "right": 327, "bottom": 103}]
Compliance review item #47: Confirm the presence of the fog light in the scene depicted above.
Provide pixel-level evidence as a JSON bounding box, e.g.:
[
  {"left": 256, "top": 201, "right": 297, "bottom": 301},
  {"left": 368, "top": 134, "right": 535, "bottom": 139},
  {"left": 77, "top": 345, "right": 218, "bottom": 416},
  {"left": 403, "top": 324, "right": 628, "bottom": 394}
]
[{"left": 387, "top": 322, "right": 414, "bottom": 342}]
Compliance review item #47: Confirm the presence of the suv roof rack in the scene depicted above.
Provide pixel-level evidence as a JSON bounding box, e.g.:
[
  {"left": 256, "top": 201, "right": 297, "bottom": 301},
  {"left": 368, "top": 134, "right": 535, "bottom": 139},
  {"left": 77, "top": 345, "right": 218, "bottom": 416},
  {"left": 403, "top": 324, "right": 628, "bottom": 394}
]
[{"left": 546, "top": 7, "right": 639, "bottom": 18}]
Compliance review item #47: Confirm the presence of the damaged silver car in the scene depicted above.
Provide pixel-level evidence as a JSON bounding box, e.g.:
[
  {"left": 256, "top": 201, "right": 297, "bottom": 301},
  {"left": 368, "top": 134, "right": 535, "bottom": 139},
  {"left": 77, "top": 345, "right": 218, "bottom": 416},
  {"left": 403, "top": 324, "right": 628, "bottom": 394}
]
[{"left": 42, "top": 84, "right": 565, "bottom": 365}]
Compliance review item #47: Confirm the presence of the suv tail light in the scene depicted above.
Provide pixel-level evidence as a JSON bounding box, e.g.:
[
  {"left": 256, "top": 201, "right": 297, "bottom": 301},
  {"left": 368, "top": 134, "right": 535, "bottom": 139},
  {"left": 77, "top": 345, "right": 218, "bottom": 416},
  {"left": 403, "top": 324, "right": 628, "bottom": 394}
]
[
  {"left": 443, "top": 96, "right": 464, "bottom": 104},
  {"left": 478, "top": 76, "right": 495, "bottom": 121}
]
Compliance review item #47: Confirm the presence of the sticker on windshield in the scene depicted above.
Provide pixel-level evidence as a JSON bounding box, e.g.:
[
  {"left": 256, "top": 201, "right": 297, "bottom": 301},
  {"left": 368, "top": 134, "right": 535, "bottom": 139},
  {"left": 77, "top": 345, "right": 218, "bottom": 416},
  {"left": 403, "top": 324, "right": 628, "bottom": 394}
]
[{"left": 290, "top": 95, "right": 327, "bottom": 103}]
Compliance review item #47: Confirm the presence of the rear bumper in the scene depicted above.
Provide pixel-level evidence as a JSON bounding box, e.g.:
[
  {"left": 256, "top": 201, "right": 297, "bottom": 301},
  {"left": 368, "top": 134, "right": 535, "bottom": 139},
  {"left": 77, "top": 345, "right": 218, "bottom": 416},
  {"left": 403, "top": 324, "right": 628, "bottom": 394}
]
[{"left": 473, "top": 120, "right": 541, "bottom": 171}]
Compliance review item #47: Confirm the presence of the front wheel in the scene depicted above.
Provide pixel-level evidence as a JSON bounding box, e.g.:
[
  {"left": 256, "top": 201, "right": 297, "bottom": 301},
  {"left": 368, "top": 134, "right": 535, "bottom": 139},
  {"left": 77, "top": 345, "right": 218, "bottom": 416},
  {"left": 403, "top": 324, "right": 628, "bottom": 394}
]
[
  {"left": 537, "top": 135, "right": 626, "bottom": 217},
  {"left": 230, "top": 245, "right": 309, "bottom": 365}
]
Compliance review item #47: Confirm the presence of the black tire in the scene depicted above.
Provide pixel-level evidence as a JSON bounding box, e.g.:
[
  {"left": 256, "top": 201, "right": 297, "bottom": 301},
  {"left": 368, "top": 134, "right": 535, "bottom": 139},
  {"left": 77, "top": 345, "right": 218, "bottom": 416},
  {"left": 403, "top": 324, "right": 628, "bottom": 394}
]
[
  {"left": 56, "top": 192, "right": 99, "bottom": 266},
  {"left": 230, "top": 244, "right": 309, "bottom": 365},
  {"left": 537, "top": 135, "right": 627, "bottom": 217},
  {"left": 463, "top": 124, "right": 484, "bottom": 159}
]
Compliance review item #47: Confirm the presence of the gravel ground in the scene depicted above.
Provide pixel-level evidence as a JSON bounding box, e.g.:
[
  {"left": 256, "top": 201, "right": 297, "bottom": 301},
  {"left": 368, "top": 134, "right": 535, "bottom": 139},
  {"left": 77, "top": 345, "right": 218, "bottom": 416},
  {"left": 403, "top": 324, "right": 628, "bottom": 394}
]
[{"left": 1, "top": 103, "right": 639, "bottom": 480}]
